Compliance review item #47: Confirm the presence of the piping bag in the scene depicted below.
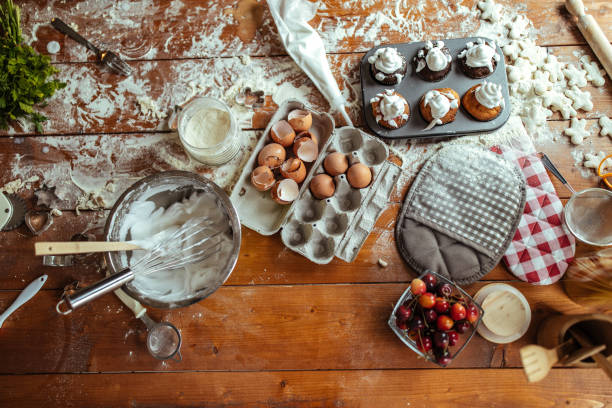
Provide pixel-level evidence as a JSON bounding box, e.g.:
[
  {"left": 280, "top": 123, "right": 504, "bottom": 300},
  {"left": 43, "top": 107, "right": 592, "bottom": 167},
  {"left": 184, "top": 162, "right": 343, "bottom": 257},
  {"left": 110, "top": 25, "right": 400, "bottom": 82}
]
[{"left": 267, "top": 0, "right": 353, "bottom": 126}]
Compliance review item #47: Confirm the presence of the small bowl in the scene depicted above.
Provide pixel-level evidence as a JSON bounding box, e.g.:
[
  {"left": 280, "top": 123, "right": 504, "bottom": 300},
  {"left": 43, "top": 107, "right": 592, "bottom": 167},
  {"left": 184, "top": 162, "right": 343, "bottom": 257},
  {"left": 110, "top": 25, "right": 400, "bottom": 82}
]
[
  {"left": 176, "top": 97, "right": 240, "bottom": 166},
  {"left": 388, "top": 270, "right": 484, "bottom": 367}
]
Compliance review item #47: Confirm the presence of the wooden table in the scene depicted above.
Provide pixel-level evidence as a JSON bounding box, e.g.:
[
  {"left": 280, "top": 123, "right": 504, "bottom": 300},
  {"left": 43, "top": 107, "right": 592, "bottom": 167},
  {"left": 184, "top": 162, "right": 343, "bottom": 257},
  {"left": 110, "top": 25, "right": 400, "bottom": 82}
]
[{"left": 1, "top": 1, "right": 611, "bottom": 406}]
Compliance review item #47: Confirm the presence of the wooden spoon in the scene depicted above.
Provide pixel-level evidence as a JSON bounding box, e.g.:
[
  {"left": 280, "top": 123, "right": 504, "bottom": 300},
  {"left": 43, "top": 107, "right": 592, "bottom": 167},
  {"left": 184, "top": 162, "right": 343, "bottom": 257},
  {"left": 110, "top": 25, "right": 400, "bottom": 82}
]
[
  {"left": 568, "top": 327, "right": 612, "bottom": 381},
  {"left": 562, "top": 344, "right": 607, "bottom": 366}
]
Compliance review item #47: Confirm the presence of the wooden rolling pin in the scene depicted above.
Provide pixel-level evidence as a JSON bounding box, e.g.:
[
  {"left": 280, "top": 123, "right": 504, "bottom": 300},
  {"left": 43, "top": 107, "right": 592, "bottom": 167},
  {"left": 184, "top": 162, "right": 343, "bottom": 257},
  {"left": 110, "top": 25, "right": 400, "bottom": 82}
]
[
  {"left": 565, "top": 0, "right": 612, "bottom": 78},
  {"left": 35, "top": 241, "right": 143, "bottom": 256}
]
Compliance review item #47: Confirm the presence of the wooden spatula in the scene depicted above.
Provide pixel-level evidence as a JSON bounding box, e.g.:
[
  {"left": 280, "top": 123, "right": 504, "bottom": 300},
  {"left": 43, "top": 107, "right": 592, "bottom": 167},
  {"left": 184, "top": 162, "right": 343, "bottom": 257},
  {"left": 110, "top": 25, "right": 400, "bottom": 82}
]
[
  {"left": 34, "top": 241, "right": 143, "bottom": 256},
  {"left": 562, "top": 344, "right": 607, "bottom": 366},
  {"left": 520, "top": 341, "right": 572, "bottom": 382}
]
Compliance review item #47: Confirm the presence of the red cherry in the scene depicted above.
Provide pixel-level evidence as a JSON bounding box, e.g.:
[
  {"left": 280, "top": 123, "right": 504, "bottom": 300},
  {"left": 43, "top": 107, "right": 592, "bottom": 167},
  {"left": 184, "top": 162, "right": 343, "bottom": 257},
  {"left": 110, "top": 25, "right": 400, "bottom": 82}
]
[
  {"left": 396, "top": 305, "right": 412, "bottom": 322},
  {"left": 410, "top": 278, "right": 427, "bottom": 296},
  {"left": 437, "top": 355, "right": 452, "bottom": 366},
  {"left": 436, "top": 315, "right": 454, "bottom": 331},
  {"left": 436, "top": 283, "right": 453, "bottom": 297},
  {"left": 455, "top": 320, "right": 470, "bottom": 334},
  {"left": 418, "top": 293, "right": 436, "bottom": 309},
  {"left": 417, "top": 336, "right": 432, "bottom": 352},
  {"left": 423, "top": 309, "right": 438, "bottom": 323},
  {"left": 466, "top": 304, "right": 479, "bottom": 324},
  {"left": 434, "top": 298, "right": 450, "bottom": 314},
  {"left": 450, "top": 303, "right": 467, "bottom": 321},
  {"left": 397, "top": 319, "right": 408, "bottom": 330},
  {"left": 448, "top": 331, "right": 459, "bottom": 346},
  {"left": 423, "top": 273, "right": 437, "bottom": 291}
]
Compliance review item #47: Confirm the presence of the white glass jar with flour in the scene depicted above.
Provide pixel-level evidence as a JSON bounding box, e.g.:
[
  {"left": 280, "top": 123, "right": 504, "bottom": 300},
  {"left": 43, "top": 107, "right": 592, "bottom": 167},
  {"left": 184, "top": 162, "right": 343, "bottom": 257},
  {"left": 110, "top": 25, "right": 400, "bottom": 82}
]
[{"left": 177, "top": 97, "right": 240, "bottom": 165}]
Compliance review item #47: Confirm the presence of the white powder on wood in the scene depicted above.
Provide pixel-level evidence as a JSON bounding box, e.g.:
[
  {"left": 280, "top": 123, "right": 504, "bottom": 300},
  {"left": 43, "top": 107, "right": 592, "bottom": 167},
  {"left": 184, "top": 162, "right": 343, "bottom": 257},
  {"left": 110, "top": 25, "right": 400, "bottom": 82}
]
[{"left": 183, "top": 107, "right": 230, "bottom": 148}]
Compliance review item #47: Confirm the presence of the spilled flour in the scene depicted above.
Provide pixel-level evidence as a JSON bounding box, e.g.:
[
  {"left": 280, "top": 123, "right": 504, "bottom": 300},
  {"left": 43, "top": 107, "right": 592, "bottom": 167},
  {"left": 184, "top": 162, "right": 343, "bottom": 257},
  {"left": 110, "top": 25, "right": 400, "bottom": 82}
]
[{"left": 3, "top": 0, "right": 609, "bottom": 216}]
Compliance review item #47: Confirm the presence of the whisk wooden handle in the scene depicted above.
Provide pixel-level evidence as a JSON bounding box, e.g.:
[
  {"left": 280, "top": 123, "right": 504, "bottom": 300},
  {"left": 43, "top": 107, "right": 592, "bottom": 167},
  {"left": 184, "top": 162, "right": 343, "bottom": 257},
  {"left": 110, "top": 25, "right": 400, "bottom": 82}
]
[
  {"left": 565, "top": 0, "right": 612, "bottom": 78},
  {"left": 35, "top": 241, "right": 143, "bottom": 256}
]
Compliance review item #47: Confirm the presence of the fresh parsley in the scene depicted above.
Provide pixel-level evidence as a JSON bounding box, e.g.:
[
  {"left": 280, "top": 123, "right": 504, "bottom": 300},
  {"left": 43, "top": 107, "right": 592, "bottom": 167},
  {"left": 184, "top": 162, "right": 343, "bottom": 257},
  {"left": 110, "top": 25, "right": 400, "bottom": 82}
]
[{"left": 0, "top": 0, "right": 65, "bottom": 132}]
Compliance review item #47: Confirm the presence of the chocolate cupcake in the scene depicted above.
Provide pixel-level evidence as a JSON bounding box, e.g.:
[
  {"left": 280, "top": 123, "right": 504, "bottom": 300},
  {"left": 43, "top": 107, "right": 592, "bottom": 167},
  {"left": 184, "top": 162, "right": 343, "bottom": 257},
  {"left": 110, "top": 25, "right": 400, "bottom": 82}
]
[
  {"left": 413, "top": 40, "right": 452, "bottom": 82},
  {"left": 462, "top": 81, "right": 505, "bottom": 121},
  {"left": 419, "top": 88, "right": 460, "bottom": 130},
  {"left": 457, "top": 38, "right": 501, "bottom": 79},
  {"left": 370, "top": 89, "right": 410, "bottom": 129},
  {"left": 368, "top": 47, "right": 407, "bottom": 85}
]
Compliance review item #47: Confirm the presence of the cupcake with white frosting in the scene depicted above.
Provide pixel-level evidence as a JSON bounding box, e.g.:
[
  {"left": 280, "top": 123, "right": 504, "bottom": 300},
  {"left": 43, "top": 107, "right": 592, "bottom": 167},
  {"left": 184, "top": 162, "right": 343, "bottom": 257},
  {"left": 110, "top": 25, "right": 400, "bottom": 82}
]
[
  {"left": 462, "top": 81, "right": 505, "bottom": 121},
  {"left": 457, "top": 38, "right": 501, "bottom": 78},
  {"left": 368, "top": 47, "right": 407, "bottom": 85},
  {"left": 413, "top": 40, "right": 452, "bottom": 82},
  {"left": 370, "top": 89, "right": 410, "bottom": 129},
  {"left": 418, "top": 88, "right": 460, "bottom": 130}
]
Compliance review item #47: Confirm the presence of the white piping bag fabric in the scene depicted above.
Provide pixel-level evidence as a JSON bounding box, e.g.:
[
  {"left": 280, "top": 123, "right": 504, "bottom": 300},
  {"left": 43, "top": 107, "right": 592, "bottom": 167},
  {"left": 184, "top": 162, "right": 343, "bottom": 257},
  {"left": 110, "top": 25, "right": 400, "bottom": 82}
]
[{"left": 266, "top": 0, "right": 353, "bottom": 126}]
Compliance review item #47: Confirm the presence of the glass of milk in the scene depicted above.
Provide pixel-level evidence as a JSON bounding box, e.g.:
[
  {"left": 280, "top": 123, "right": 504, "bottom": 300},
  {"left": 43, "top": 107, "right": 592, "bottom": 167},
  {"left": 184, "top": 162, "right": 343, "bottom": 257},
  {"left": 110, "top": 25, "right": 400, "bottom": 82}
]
[{"left": 177, "top": 97, "right": 240, "bottom": 165}]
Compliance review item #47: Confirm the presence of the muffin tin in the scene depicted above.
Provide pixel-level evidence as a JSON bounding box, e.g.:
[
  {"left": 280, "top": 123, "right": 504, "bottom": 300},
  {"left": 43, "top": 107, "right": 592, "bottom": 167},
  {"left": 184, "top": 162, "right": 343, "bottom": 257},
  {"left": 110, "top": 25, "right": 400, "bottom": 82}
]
[
  {"left": 230, "top": 100, "right": 401, "bottom": 264},
  {"left": 360, "top": 37, "right": 511, "bottom": 140}
]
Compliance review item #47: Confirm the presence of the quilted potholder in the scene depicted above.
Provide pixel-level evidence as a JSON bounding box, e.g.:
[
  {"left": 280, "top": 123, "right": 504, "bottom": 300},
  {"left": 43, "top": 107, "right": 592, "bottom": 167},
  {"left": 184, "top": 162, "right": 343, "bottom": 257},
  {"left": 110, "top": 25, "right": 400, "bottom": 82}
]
[
  {"left": 491, "top": 142, "right": 576, "bottom": 285},
  {"left": 396, "top": 144, "right": 526, "bottom": 286}
]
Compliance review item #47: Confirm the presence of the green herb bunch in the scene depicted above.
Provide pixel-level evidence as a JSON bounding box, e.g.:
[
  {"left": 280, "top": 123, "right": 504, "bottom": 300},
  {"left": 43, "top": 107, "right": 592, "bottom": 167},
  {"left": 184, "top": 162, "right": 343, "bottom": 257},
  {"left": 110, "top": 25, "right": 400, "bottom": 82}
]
[{"left": 0, "top": 0, "right": 65, "bottom": 132}]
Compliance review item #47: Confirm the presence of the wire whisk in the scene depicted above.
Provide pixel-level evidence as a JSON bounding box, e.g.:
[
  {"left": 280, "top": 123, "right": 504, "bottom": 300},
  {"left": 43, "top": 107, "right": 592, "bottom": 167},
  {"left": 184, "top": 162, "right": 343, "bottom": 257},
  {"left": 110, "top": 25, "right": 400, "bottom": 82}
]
[{"left": 55, "top": 216, "right": 227, "bottom": 314}]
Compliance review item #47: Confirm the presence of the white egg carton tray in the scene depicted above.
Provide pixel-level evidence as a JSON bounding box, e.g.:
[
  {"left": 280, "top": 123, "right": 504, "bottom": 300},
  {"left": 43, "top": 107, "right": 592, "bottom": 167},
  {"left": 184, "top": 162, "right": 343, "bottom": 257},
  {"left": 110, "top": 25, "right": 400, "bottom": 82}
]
[{"left": 230, "top": 100, "right": 401, "bottom": 264}]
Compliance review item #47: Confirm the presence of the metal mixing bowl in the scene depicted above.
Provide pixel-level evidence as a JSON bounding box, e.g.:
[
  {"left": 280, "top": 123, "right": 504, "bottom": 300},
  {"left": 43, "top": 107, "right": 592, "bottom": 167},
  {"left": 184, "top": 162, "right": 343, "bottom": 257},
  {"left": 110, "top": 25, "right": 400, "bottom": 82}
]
[{"left": 104, "top": 171, "right": 241, "bottom": 309}]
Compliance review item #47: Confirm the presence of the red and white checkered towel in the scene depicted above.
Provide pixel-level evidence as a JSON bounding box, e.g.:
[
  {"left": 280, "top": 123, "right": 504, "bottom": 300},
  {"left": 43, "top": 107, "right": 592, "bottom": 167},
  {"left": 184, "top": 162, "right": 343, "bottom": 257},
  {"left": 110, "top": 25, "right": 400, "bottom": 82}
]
[{"left": 491, "top": 142, "right": 576, "bottom": 285}]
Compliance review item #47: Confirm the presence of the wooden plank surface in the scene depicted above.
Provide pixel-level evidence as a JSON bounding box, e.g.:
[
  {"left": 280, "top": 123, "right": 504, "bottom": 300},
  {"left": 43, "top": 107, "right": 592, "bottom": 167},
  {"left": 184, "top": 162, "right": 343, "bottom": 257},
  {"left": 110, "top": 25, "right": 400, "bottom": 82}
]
[
  {"left": 20, "top": 0, "right": 612, "bottom": 63},
  {"left": 1, "top": 369, "right": 610, "bottom": 408},
  {"left": 2, "top": 0, "right": 612, "bottom": 405},
  {"left": 2, "top": 45, "right": 612, "bottom": 136},
  {"left": 0, "top": 281, "right": 596, "bottom": 374}
]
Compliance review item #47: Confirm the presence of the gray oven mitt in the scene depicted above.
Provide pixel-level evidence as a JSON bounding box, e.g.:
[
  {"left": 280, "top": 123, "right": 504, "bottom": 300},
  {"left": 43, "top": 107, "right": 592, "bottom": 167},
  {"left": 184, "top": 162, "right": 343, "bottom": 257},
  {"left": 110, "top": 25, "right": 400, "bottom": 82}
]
[{"left": 395, "top": 144, "right": 526, "bottom": 285}]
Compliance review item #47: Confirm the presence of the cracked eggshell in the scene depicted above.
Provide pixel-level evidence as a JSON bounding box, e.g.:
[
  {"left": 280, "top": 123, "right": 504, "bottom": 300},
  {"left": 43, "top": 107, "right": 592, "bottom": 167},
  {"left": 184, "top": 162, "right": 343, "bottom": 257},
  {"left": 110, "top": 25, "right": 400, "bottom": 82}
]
[
  {"left": 271, "top": 179, "right": 299, "bottom": 205},
  {"left": 270, "top": 120, "right": 296, "bottom": 147},
  {"left": 310, "top": 174, "right": 335, "bottom": 199},
  {"left": 280, "top": 158, "right": 306, "bottom": 184},
  {"left": 293, "top": 136, "right": 318, "bottom": 162},
  {"left": 323, "top": 152, "right": 349, "bottom": 176},
  {"left": 287, "top": 109, "right": 312, "bottom": 132},
  {"left": 347, "top": 163, "right": 372, "bottom": 188},
  {"left": 258, "top": 143, "right": 287, "bottom": 168},
  {"left": 251, "top": 166, "right": 276, "bottom": 191}
]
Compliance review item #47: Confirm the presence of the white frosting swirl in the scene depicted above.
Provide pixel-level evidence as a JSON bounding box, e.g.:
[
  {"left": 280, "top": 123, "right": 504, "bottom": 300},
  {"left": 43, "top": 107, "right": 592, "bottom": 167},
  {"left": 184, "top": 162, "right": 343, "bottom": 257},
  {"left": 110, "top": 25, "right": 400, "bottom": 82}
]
[
  {"left": 426, "top": 47, "right": 450, "bottom": 72},
  {"left": 475, "top": 81, "right": 505, "bottom": 109},
  {"left": 368, "top": 47, "right": 404, "bottom": 74},
  {"left": 379, "top": 93, "right": 406, "bottom": 122},
  {"left": 458, "top": 38, "right": 500, "bottom": 72},
  {"left": 423, "top": 90, "right": 459, "bottom": 130}
]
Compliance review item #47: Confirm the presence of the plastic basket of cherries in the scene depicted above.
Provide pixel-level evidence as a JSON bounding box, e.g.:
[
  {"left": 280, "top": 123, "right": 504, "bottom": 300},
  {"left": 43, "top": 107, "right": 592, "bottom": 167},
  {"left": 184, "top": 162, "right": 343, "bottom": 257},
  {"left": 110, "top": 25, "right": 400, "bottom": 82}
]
[{"left": 388, "top": 270, "right": 484, "bottom": 366}]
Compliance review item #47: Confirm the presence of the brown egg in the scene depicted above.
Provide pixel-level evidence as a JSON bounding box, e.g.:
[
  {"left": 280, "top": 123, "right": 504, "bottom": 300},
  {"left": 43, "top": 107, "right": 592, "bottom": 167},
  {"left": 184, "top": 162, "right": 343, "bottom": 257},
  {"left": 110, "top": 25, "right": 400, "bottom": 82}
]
[
  {"left": 270, "top": 120, "right": 296, "bottom": 147},
  {"left": 293, "top": 136, "right": 318, "bottom": 162},
  {"left": 310, "top": 174, "right": 335, "bottom": 199},
  {"left": 280, "top": 158, "right": 306, "bottom": 184},
  {"left": 257, "top": 143, "right": 286, "bottom": 168},
  {"left": 271, "top": 179, "right": 299, "bottom": 205},
  {"left": 251, "top": 166, "right": 276, "bottom": 191},
  {"left": 287, "top": 109, "right": 312, "bottom": 132},
  {"left": 323, "top": 152, "right": 349, "bottom": 176},
  {"left": 347, "top": 163, "right": 372, "bottom": 189}
]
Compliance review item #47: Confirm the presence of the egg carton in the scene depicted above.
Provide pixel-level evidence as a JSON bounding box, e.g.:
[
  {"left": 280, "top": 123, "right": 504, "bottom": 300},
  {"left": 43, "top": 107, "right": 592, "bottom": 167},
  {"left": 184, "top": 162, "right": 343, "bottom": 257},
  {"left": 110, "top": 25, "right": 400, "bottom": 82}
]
[{"left": 230, "top": 100, "right": 401, "bottom": 264}]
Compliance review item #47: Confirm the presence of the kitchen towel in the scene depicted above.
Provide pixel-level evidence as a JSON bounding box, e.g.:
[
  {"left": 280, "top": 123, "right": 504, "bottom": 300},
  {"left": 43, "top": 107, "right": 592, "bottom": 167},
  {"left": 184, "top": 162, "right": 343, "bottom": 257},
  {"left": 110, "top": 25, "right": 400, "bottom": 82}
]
[{"left": 492, "top": 133, "right": 576, "bottom": 285}]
